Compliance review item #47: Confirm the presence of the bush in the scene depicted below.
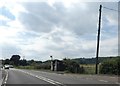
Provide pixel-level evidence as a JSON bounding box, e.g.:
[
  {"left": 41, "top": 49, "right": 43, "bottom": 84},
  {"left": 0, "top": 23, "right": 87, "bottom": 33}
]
[
  {"left": 17, "top": 66, "right": 35, "bottom": 69},
  {"left": 34, "top": 63, "right": 51, "bottom": 70},
  {"left": 63, "top": 59, "right": 85, "bottom": 73},
  {"left": 117, "top": 58, "right": 120, "bottom": 75},
  {"left": 99, "top": 58, "right": 119, "bottom": 75}
]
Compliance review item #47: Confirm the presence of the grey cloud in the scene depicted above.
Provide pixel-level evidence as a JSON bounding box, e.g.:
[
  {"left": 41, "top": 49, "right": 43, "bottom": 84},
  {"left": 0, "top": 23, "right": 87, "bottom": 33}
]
[
  {"left": 18, "top": 30, "right": 40, "bottom": 41},
  {"left": 19, "top": 2, "right": 98, "bottom": 35},
  {"left": 24, "top": 50, "right": 42, "bottom": 60},
  {"left": 19, "top": 2, "right": 66, "bottom": 33},
  {"left": 19, "top": 12, "right": 53, "bottom": 33},
  {"left": 0, "top": 20, "right": 7, "bottom": 26},
  {"left": 19, "top": 2, "right": 117, "bottom": 36},
  {"left": 2, "top": 43, "right": 21, "bottom": 58},
  {"left": 43, "top": 30, "right": 96, "bottom": 58},
  {"left": 5, "top": 2, "right": 117, "bottom": 60}
]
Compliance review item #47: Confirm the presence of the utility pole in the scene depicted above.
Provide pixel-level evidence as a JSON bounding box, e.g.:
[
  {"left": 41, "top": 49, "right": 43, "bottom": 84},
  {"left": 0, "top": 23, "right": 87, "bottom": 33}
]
[{"left": 96, "top": 5, "right": 102, "bottom": 74}]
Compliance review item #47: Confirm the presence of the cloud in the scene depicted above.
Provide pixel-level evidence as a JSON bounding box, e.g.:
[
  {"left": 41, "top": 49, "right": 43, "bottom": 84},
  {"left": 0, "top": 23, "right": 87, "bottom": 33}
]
[
  {"left": 1, "top": 43, "right": 21, "bottom": 59},
  {"left": 19, "top": 2, "right": 118, "bottom": 35},
  {"left": 19, "top": 2, "right": 98, "bottom": 36},
  {"left": 18, "top": 2, "right": 66, "bottom": 33},
  {"left": 0, "top": 1, "right": 118, "bottom": 61},
  {"left": 100, "top": 37, "right": 118, "bottom": 56},
  {"left": 18, "top": 26, "right": 117, "bottom": 61},
  {"left": 0, "top": 15, "right": 10, "bottom": 21},
  {"left": 105, "top": 14, "right": 118, "bottom": 26},
  {"left": 0, "top": 6, "right": 15, "bottom": 20}
]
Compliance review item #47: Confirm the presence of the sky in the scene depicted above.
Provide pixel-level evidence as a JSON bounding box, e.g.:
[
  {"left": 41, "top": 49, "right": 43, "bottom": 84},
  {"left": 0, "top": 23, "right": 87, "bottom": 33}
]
[{"left": 0, "top": 0, "right": 119, "bottom": 61}]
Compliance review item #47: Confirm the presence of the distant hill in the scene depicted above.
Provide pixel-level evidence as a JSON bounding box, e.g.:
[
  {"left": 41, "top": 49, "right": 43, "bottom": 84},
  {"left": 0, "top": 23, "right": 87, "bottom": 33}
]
[
  {"left": 72, "top": 56, "right": 119, "bottom": 64},
  {"left": 42, "top": 56, "right": 119, "bottom": 64}
]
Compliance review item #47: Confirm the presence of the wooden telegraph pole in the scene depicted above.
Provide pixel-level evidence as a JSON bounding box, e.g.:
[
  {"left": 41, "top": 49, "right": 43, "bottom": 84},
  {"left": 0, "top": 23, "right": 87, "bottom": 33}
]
[{"left": 96, "top": 5, "right": 102, "bottom": 74}]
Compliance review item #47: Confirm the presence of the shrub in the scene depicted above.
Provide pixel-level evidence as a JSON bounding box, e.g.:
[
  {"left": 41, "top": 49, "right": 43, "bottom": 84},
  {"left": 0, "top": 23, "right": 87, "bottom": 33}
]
[
  {"left": 63, "top": 59, "right": 85, "bottom": 73},
  {"left": 99, "top": 58, "right": 119, "bottom": 75},
  {"left": 34, "top": 63, "right": 51, "bottom": 70}
]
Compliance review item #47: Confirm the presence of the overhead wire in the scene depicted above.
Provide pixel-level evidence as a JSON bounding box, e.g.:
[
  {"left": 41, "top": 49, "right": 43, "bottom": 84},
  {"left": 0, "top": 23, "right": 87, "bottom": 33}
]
[{"left": 103, "top": 6, "right": 120, "bottom": 12}]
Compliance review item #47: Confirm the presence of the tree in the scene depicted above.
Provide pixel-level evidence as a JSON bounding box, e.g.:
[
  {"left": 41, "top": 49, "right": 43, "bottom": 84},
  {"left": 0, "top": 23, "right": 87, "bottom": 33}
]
[
  {"left": 10, "top": 55, "right": 21, "bottom": 66},
  {"left": 19, "top": 59, "right": 27, "bottom": 66},
  {"left": 28, "top": 60, "right": 35, "bottom": 66},
  {"left": 4, "top": 59, "right": 10, "bottom": 65}
]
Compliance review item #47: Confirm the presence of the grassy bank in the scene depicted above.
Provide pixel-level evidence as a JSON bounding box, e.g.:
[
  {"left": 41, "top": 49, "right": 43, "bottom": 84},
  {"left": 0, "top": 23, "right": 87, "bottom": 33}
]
[
  {"left": 16, "top": 64, "right": 96, "bottom": 74},
  {"left": 81, "top": 64, "right": 96, "bottom": 74},
  {"left": 16, "top": 66, "right": 35, "bottom": 70}
]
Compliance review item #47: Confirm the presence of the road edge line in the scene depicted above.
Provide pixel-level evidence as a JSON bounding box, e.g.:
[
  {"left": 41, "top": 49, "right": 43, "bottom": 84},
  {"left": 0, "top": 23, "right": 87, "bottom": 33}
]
[
  {"left": 16, "top": 69, "right": 66, "bottom": 86},
  {"left": 2, "top": 70, "right": 8, "bottom": 86}
]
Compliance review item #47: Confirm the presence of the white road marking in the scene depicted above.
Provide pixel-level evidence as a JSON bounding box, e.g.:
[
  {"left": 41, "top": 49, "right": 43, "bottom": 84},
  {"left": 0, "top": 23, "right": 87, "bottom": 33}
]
[
  {"left": 86, "top": 78, "right": 92, "bottom": 80},
  {"left": 99, "top": 80, "right": 108, "bottom": 83},
  {"left": 110, "top": 77, "right": 116, "bottom": 79},
  {"left": 14, "top": 69, "right": 66, "bottom": 86},
  {"left": 115, "top": 82, "right": 120, "bottom": 84},
  {"left": 4, "top": 70, "right": 8, "bottom": 84}
]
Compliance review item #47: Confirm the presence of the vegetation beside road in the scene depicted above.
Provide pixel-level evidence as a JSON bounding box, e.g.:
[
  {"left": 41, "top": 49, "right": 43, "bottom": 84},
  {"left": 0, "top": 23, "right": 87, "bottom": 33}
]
[
  {"left": 2, "top": 55, "right": 120, "bottom": 75},
  {"left": 81, "top": 64, "right": 95, "bottom": 74},
  {"left": 99, "top": 57, "right": 120, "bottom": 75}
]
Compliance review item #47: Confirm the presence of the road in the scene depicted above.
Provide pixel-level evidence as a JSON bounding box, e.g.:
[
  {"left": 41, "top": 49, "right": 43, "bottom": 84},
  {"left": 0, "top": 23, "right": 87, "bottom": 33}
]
[
  {"left": 2, "top": 68, "right": 119, "bottom": 86},
  {"left": 0, "top": 69, "right": 2, "bottom": 86}
]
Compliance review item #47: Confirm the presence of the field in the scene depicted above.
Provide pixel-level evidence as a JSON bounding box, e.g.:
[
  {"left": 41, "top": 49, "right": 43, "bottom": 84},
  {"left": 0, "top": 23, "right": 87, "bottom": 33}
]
[{"left": 81, "top": 64, "right": 96, "bottom": 74}]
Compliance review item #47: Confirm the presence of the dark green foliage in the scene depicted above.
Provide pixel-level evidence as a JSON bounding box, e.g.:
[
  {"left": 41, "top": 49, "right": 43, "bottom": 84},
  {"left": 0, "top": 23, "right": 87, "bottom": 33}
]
[
  {"left": 35, "top": 63, "right": 51, "bottom": 70},
  {"left": 19, "top": 59, "right": 28, "bottom": 66},
  {"left": 3, "top": 55, "right": 119, "bottom": 75},
  {"left": 116, "top": 57, "right": 120, "bottom": 75},
  {"left": 27, "top": 60, "right": 51, "bottom": 70},
  {"left": 63, "top": 59, "right": 85, "bottom": 73},
  {"left": 10, "top": 55, "right": 21, "bottom": 66},
  {"left": 4, "top": 59, "right": 10, "bottom": 65},
  {"left": 79, "top": 66, "right": 85, "bottom": 73},
  {"left": 27, "top": 60, "right": 35, "bottom": 65},
  {"left": 73, "top": 58, "right": 96, "bottom": 64},
  {"left": 99, "top": 57, "right": 120, "bottom": 75},
  {"left": 73, "top": 57, "right": 118, "bottom": 64}
]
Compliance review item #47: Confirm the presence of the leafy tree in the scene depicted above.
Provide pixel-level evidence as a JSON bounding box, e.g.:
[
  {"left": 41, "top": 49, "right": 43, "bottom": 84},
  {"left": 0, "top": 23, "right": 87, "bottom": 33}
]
[
  {"left": 10, "top": 55, "right": 21, "bottom": 66},
  {"left": 4, "top": 59, "right": 10, "bottom": 65},
  {"left": 19, "top": 59, "right": 28, "bottom": 66},
  {"left": 28, "top": 60, "right": 36, "bottom": 66}
]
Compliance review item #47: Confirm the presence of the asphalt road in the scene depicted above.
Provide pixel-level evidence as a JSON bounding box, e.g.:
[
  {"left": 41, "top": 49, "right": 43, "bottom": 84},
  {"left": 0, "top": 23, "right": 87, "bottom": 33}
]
[
  {"left": 2, "top": 68, "right": 119, "bottom": 86},
  {"left": 0, "top": 70, "right": 2, "bottom": 86}
]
